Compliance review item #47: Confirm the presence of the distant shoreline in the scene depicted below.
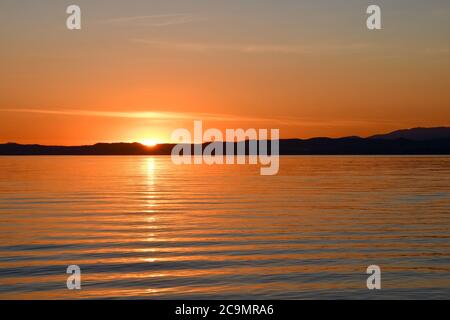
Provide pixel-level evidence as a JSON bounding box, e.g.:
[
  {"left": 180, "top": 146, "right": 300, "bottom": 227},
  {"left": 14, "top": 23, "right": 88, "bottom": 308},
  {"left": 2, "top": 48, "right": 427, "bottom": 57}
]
[
  {"left": 1, "top": 138, "right": 449, "bottom": 156},
  {"left": 2, "top": 127, "right": 450, "bottom": 156}
]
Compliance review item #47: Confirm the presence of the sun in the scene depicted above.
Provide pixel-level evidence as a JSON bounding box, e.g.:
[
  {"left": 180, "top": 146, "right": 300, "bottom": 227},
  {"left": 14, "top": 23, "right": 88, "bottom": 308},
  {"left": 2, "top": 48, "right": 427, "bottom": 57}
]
[{"left": 140, "top": 139, "right": 159, "bottom": 147}]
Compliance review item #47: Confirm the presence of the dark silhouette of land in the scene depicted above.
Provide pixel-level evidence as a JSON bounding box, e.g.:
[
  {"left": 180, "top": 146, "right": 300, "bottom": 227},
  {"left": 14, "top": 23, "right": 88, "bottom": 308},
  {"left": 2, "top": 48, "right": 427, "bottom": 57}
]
[
  {"left": 369, "top": 127, "right": 450, "bottom": 141},
  {"left": 1, "top": 127, "right": 449, "bottom": 155}
]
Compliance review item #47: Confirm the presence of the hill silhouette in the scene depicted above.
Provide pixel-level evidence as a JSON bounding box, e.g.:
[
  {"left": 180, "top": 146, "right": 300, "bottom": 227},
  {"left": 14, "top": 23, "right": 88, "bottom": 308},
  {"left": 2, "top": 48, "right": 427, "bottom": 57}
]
[
  {"left": 370, "top": 127, "right": 450, "bottom": 141},
  {"left": 1, "top": 127, "right": 449, "bottom": 155}
]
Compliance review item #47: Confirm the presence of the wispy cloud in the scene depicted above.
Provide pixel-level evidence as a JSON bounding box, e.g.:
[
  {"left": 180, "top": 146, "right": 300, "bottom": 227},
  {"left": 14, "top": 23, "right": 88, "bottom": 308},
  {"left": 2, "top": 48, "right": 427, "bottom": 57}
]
[
  {"left": 3, "top": 108, "right": 291, "bottom": 123},
  {"left": 1, "top": 108, "right": 231, "bottom": 121},
  {"left": 0, "top": 108, "right": 306, "bottom": 124},
  {"left": 103, "top": 13, "right": 199, "bottom": 27},
  {"left": 133, "top": 39, "right": 371, "bottom": 54},
  {"left": 1, "top": 108, "right": 400, "bottom": 128}
]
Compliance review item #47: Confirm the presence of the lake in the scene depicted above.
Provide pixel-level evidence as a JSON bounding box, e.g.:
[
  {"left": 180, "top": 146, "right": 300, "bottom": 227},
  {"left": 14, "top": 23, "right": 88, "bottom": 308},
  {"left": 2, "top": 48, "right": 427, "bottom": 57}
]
[{"left": 0, "top": 156, "right": 449, "bottom": 299}]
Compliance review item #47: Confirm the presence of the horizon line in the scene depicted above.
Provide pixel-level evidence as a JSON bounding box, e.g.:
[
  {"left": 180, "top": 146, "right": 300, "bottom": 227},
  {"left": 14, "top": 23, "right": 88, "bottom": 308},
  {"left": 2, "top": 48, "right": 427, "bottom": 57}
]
[{"left": 2, "top": 125, "right": 450, "bottom": 147}]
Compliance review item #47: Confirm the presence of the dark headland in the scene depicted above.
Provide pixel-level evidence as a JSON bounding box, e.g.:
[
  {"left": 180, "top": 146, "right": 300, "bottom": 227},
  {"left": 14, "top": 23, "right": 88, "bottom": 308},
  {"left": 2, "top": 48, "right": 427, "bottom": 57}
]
[{"left": 1, "top": 127, "right": 450, "bottom": 155}]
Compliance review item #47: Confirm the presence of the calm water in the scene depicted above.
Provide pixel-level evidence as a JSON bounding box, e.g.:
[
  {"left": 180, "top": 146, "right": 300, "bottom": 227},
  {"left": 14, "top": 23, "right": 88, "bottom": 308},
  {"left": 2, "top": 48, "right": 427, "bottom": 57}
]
[{"left": 0, "top": 156, "right": 449, "bottom": 299}]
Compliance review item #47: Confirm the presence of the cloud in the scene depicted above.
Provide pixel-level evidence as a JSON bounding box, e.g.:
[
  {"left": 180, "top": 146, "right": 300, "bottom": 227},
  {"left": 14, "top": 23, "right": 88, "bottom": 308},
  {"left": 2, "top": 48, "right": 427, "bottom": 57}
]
[
  {"left": 2, "top": 108, "right": 285, "bottom": 123},
  {"left": 1, "top": 108, "right": 399, "bottom": 128},
  {"left": 1, "top": 108, "right": 229, "bottom": 121},
  {"left": 133, "top": 39, "right": 371, "bottom": 54},
  {"left": 103, "top": 14, "right": 199, "bottom": 27}
]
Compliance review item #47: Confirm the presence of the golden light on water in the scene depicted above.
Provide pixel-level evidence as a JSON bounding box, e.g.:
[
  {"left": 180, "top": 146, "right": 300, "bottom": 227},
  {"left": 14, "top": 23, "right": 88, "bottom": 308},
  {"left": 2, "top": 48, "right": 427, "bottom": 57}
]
[
  {"left": 146, "top": 158, "right": 156, "bottom": 173},
  {"left": 0, "top": 156, "right": 449, "bottom": 299}
]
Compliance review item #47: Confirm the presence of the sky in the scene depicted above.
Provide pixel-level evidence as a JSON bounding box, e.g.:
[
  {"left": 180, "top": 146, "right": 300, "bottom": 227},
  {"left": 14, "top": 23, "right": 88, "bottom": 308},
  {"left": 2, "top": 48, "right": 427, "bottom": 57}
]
[{"left": 0, "top": 0, "right": 449, "bottom": 145}]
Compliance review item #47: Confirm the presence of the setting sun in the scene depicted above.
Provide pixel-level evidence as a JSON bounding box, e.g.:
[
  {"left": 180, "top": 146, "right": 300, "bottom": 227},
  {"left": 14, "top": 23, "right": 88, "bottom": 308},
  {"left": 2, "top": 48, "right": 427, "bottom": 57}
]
[{"left": 140, "top": 139, "right": 159, "bottom": 147}]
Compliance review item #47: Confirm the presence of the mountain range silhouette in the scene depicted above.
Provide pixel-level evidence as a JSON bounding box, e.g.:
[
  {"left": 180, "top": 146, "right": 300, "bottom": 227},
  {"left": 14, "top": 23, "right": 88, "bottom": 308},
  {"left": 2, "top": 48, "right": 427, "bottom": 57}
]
[{"left": 1, "top": 127, "right": 449, "bottom": 155}]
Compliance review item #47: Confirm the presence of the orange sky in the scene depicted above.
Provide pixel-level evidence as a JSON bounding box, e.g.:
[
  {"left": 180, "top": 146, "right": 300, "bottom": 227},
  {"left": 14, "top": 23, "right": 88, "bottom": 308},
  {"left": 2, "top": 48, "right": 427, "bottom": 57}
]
[{"left": 1, "top": 0, "right": 449, "bottom": 145}]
